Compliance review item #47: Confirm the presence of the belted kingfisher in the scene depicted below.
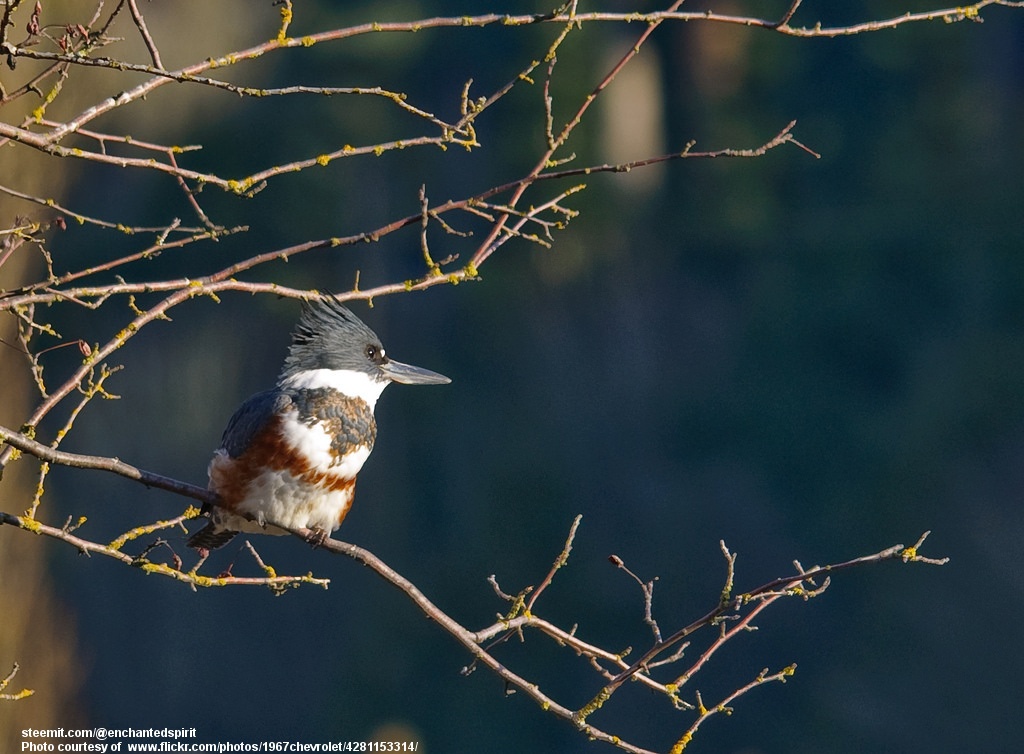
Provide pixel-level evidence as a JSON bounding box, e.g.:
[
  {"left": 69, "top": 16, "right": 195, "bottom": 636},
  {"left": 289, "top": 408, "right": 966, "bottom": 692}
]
[{"left": 187, "top": 297, "right": 450, "bottom": 552}]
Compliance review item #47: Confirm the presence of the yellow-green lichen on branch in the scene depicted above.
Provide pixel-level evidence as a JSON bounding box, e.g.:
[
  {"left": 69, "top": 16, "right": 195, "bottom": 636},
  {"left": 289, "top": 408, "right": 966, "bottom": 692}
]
[
  {"left": 669, "top": 733, "right": 693, "bottom": 754},
  {"left": 948, "top": 5, "right": 980, "bottom": 22},
  {"left": 226, "top": 177, "right": 258, "bottom": 194},
  {"left": 0, "top": 664, "right": 35, "bottom": 702},
  {"left": 166, "top": 563, "right": 227, "bottom": 586},
  {"left": 109, "top": 510, "right": 198, "bottom": 551},
  {"left": 16, "top": 516, "right": 44, "bottom": 534},
  {"left": 573, "top": 687, "right": 611, "bottom": 725},
  {"left": 1, "top": 688, "right": 34, "bottom": 701},
  {"left": 277, "top": 2, "right": 293, "bottom": 44},
  {"left": 31, "top": 84, "right": 61, "bottom": 123},
  {"left": 253, "top": 555, "right": 279, "bottom": 581},
  {"left": 113, "top": 322, "right": 138, "bottom": 343}
]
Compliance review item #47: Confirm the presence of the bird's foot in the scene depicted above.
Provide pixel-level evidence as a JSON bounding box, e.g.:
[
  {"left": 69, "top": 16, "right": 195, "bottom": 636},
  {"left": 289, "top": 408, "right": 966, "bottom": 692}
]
[{"left": 305, "top": 527, "right": 329, "bottom": 548}]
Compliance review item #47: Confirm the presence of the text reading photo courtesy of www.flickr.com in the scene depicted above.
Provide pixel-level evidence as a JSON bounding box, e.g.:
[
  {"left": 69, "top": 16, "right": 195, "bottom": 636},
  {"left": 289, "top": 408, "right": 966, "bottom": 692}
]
[{"left": 21, "top": 729, "right": 421, "bottom": 753}]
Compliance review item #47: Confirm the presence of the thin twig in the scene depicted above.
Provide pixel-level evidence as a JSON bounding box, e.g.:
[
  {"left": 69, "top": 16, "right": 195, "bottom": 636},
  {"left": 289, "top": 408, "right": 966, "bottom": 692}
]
[
  {"left": 574, "top": 537, "right": 949, "bottom": 724},
  {"left": 127, "top": 0, "right": 163, "bottom": 69},
  {"left": 670, "top": 665, "right": 797, "bottom": 753},
  {"left": 0, "top": 663, "right": 33, "bottom": 702},
  {"left": 0, "top": 511, "right": 328, "bottom": 591},
  {"left": 527, "top": 514, "right": 582, "bottom": 613}
]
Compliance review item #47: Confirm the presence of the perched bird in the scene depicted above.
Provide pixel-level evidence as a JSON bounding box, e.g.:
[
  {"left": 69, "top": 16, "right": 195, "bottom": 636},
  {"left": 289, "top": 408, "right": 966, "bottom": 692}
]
[{"left": 187, "top": 297, "right": 450, "bottom": 552}]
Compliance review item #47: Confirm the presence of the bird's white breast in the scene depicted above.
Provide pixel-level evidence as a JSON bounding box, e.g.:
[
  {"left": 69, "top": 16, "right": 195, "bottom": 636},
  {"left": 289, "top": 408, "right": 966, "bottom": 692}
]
[{"left": 277, "top": 410, "right": 372, "bottom": 478}]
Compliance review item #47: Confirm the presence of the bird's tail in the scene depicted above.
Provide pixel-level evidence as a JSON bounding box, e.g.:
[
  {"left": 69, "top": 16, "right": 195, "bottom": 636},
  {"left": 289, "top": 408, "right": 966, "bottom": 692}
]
[{"left": 186, "top": 522, "right": 238, "bottom": 551}]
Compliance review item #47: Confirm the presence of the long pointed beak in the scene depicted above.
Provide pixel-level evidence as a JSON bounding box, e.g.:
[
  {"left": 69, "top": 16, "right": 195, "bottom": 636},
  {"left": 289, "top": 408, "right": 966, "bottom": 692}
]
[{"left": 379, "top": 358, "right": 451, "bottom": 385}]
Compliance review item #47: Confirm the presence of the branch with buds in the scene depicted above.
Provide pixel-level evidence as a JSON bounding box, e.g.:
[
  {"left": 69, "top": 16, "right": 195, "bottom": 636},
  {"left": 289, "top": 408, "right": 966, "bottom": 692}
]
[{"left": 0, "top": 436, "right": 947, "bottom": 750}]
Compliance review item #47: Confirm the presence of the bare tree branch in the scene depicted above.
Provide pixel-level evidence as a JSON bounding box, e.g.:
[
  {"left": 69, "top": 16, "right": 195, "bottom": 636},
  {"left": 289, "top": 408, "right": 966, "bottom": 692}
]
[{"left": 0, "top": 422, "right": 214, "bottom": 504}]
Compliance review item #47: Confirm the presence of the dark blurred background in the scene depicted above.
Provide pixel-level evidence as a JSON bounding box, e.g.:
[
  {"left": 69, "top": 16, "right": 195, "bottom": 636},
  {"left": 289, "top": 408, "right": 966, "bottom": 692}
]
[{"left": 3, "top": 1, "right": 1024, "bottom": 752}]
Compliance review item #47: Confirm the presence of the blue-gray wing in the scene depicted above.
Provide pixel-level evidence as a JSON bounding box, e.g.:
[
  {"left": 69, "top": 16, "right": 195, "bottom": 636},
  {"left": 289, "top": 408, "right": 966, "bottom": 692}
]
[{"left": 218, "top": 389, "right": 295, "bottom": 458}]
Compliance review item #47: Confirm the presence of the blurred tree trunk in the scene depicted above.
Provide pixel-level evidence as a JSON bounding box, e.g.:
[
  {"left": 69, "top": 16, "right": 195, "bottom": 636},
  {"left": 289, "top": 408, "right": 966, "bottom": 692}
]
[{"left": 0, "top": 123, "right": 84, "bottom": 751}]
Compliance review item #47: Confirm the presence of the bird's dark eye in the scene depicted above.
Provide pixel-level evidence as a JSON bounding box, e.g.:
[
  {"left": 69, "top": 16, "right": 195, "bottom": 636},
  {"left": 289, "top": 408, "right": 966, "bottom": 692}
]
[{"left": 365, "top": 344, "right": 384, "bottom": 363}]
